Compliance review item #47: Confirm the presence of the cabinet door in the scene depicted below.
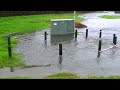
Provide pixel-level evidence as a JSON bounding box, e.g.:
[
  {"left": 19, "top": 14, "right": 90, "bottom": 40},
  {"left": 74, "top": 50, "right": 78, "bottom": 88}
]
[
  {"left": 67, "top": 20, "right": 74, "bottom": 33},
  {"left": 51, "top": 21, "right": 59, "bottom": 35},
  {"left": 58, "top": 21, "right": 67, "bottom": 35}
]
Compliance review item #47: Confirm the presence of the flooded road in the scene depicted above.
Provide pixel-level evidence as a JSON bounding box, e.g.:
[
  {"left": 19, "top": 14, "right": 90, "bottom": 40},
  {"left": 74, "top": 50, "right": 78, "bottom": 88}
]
[{"left": 1, "top": 11, "right": 120, "bottom": 78}]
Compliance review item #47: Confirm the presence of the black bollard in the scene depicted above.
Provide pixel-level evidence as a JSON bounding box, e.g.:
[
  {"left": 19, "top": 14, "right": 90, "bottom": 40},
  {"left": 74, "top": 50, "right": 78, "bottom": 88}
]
[
  {"left": 44, "top": 31, "right": 47, "bottom": 41},
  {"left": 10, "top": 67, "right": 14, "bottom": 72},
  {"left": 97, "top": 52, "right": 101, "bottom": 58},
  {"left": 59, "top": 44, "right": 62, "bottom": 56},
  {"left": 86, "top": 29, "right": 88, "bottom": 38},
  {"left": 113, "top": 34, "right": 116, "bottom": 45},
  {"left": 114, "top": 36, "right": 117, "bottom": 45},
  {"left": 99, "top": 30, "right": 102, "bottom": 38},
  {"left": 8, "top": 37, "right": 12, "bottom": 59},
  {"left": 98, "top": 40, "right": 102, "bottom": 51},
  {"left": 97, "top": 40, "right": 102, "bottom": 58},
  {"left": 75, "top": 30, "right": 77, "bottom": 39}
]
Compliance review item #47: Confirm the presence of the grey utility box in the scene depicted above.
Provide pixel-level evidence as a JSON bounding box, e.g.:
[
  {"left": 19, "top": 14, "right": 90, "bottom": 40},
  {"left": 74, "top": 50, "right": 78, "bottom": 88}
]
[
  {"left": 50, "top": 19, "right": 75, "bottom": 35},
  {"left": 115, "top": 11, "right": 120, "bottom": 13}
]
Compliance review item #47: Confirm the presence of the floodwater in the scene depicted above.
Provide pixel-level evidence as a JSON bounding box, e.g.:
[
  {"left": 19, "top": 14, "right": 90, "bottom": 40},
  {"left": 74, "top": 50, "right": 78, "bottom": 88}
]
[{"left": 1, "top": 11, "right": 120, "bottom": 78}]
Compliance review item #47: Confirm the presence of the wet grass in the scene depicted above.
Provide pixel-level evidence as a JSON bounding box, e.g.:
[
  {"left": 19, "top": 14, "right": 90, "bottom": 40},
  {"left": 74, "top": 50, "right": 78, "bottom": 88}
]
[
  {"left": 44, "top": 72, "right": 80, "bottom": 79},
  {"left": 0, "top": 13, "right": 84, "bottom": 68},
  {"left": 100, "top": 15, "right": 120, "bottom": 19},
  {"left": 87, "top": 76, "right": 120, "bottom": 79},
  {"left": 0, "top": 76, "right": 30, "bottom": 79},
  {"left": 44, "top": 72, "right": 120, "bottom": 79},
  {"left": 0, "top": 52, "right": 25, "bottom": 68},
  {"left": 0, "top": 36, "right": 25, "bottom": 68}
]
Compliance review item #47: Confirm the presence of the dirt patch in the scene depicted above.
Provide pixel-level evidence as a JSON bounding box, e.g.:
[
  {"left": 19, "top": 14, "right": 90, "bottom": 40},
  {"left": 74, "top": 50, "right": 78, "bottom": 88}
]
[
  {"left": 75, "top": 22, "right": 87, "bottom": 29},
  {"left": 21, "top": 64, "right": 53, "bottom": 69}
]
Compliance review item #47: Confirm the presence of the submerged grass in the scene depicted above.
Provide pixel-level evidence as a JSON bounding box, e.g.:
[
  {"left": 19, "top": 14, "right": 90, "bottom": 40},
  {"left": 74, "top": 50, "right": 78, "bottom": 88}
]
[
  {"left": 0, "top": 13, "right": 84, "bottom": 68},
  {"left": 21, "top": 64, "right": 53, "bottom": 69}
]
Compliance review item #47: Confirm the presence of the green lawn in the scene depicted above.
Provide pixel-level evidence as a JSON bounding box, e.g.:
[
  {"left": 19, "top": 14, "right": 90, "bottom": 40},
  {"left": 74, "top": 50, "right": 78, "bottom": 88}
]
[
  {"left": 0, "top": 13, "right": 84, "bottom": 68},
  {"left": 100, "top": 15, "right": 120, "bottom": 19}
]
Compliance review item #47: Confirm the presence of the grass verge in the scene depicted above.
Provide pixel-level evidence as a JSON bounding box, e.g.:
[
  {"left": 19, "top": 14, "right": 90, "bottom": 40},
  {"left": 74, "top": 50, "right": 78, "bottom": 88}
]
[
  {"left": 87, "top": 76, "right": 120, "bottom": 79},
  {"left": 100, "top": 15, "right": 120, "bottom": 19},
  {"left": 0, "top": 76, "right": 30, "bottom": 79},
  {"left": 44, "top": 72, "right": 120, "bottom": 79}
]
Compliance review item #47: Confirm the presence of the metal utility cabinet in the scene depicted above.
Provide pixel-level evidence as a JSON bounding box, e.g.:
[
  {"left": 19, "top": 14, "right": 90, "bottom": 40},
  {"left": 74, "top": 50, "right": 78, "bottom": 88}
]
[
  {"left": 115, "top": 11, "right": 120, "bottom": 14},
  {"left": 51, "top": 19, "right": 75, "bottom": 35}
]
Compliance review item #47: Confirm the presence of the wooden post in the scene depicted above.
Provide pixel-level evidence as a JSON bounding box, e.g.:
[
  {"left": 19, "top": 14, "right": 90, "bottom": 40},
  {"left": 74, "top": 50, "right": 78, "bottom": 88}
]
[
  {"left": 8, "top": 37, "right": 12, "bottom": 59},
  {"left": 59, "top": 44, "right": 62, "bottom": 56}
]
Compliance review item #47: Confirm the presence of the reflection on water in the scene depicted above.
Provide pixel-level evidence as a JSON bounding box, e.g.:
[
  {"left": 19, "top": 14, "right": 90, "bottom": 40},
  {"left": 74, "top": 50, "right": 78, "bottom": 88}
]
[
  {"left": 10, "top": 67, "right": 14, "bottom": 72},
  {"left": 50, "top": 34, "right": 74, "bottom": 45},
  {"left": 44, "top": 40, "right": 47, "bottom": 48},
  {"left": 58, "top": 55, "right": 63, "bottom": 65},
  {"left": 57, "top": 55, "right": 63, "bottom": 70}
]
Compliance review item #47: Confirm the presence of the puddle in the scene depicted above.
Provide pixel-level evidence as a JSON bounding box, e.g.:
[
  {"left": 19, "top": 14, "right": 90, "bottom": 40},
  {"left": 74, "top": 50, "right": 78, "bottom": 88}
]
[{"left": 1, "top": 11, "right": 120, "bottom": 78}]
